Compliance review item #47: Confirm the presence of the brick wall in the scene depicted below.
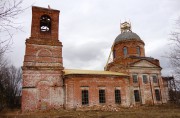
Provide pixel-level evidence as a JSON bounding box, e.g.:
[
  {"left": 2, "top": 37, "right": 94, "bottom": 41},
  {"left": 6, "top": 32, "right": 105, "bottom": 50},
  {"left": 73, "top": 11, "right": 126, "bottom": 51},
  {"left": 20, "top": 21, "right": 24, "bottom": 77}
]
[
  {"left": 113, "top": 40, "right": 145, "bottom": 59},
  {"left": 64, "top": 75, "right": 130, "bottom": 109}
]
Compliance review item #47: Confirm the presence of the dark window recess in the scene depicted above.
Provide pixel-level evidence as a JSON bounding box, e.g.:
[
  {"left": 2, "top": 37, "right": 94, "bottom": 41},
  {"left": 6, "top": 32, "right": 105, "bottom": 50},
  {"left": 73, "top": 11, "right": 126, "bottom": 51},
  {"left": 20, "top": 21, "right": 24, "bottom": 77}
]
[
  {"left": 40, "top": 15, "right": 51, "bottom": 32},
  {"left": 123, "top": 47, "right": 128, "bottom": 56},
  {"left": 155, "top": 89, "right": 161, "bottom": 101},
  {"left": 153, "top": 76, "right": 158, "bottom": 83},
  {"left": 136, "top": 46, "right": 141, "bottom": 56},
  {"left": 82, "top": 90, "right": 89, "bottom": 105},
  {"left": 143, "top": 75, "right": 148, "bottom": 84},
  {"left": 133, "top": 75, "right": 138, "bottom": 83},
  {"left": 134, "top": 90, "right": 140, "bottom": 102},
  {"left": 115, "top": 89, "right": 121, "bottom": 104},
  {"left": 113, "top": 50, "right": 116, "bottom": 58},
  {"left": 99, "top": 89, "right": 106, "bottom": 103}
]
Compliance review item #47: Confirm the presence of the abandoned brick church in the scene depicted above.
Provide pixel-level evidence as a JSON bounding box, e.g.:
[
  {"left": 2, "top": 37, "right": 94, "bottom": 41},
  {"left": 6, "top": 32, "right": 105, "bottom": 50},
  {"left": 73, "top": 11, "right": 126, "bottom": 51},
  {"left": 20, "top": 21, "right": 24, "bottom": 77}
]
[{"left": 21, "top": 6, "right": 169, "bottom": 112}]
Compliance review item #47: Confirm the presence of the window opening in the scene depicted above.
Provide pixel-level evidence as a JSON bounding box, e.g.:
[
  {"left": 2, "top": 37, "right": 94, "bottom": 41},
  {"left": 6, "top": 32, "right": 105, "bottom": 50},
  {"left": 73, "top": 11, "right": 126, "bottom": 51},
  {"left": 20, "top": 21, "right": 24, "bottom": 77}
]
[
  {"left": 155, "top": 89, "right": 161, "bottom": 101},
  {"left": 99, "top": 89, "right": 106, "bottom": 103},
  {"left": 134, "top": 90, "right": 140, "bottom": 102},
  {"left": 133, "top": 75, "right": 138, "bottom": 83},
  {"left": 113, "top": 50, "right": 116, "bottom": 58},
  {"left": 143, "top": 75, "right": 148, "bottom": 84},
  {"left": 136, "top": 46, "right": 141, "bottom": 56},
  {"left": 153, "top": 75, "right": 158, "bottom": 83},
  {"left": 82, "top": 90, "right": 89, "bottom": 105},
  {"left": 123, "top": 47, "right": 128, "bottom": 56},
  {"left": 115, "top": 89, "right": 121, "bottom": 104}
]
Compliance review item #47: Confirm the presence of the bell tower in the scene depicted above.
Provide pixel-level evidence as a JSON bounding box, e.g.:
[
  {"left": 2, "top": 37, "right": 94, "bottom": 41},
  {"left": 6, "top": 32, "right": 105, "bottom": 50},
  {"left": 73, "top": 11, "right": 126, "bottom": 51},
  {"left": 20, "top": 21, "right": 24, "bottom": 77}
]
[{"left": 22, "top": 6, "right": 64, "bottom": 112}]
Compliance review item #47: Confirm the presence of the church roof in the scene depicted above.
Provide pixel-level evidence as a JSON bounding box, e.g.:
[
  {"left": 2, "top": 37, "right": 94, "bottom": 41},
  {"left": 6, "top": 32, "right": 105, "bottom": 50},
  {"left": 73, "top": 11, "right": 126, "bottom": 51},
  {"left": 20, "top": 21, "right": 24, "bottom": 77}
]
[
  {"left": 115, "top": 31, "right": 142, "bottom": 43},
  {"left": 63, "top": 69, "right": 129, "bottom": 77}
]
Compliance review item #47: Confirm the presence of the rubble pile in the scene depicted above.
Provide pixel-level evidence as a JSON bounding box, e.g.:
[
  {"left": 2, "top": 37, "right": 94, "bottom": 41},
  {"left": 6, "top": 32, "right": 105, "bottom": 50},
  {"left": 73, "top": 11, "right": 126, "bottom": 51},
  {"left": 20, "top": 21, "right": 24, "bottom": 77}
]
[{"left": 76, "top": 105, "right": 122, "bottom": 111}]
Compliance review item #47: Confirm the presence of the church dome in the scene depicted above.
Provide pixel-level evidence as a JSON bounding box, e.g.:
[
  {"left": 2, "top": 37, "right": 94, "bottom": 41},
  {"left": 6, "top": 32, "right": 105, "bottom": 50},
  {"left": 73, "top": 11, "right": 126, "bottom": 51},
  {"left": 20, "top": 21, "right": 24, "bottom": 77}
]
[
  {"left": 114, "top": 21, "right": 144, "bottom": 44},
  {"left": 115, "top": 31, "right": 141, "bottom": 43}
]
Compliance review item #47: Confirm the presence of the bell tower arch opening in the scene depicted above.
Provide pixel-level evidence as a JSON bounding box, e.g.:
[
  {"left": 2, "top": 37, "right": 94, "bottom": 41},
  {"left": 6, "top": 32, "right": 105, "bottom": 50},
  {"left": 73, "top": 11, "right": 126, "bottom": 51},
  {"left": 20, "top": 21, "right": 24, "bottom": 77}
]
[{"left": 40, "top": 15, "right": 51, "bottom": 32}]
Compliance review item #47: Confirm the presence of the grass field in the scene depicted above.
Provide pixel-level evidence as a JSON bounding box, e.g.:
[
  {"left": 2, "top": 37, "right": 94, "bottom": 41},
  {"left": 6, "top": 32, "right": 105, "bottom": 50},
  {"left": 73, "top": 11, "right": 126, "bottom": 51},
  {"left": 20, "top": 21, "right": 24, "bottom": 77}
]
[{"left": 0, "top": 104, "right": 180, "bottom": 118}]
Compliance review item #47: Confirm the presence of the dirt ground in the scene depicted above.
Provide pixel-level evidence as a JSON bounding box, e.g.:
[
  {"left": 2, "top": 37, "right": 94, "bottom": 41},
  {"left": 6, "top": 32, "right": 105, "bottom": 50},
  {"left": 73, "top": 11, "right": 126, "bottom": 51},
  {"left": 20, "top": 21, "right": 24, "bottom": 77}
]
[{"left": 0, "top": 104, "right": 180, "bottom": 118}]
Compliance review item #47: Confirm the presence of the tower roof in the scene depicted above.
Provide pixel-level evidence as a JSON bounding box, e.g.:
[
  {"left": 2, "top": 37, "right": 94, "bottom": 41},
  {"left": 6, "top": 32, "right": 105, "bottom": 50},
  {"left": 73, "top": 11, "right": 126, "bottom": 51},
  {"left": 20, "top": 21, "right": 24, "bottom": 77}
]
[
  {"left": 114, "top": 22, "right": 143, "bottom": 44},
  {"left": 115, "top": 32, "right": 141, "bottom": 42}
]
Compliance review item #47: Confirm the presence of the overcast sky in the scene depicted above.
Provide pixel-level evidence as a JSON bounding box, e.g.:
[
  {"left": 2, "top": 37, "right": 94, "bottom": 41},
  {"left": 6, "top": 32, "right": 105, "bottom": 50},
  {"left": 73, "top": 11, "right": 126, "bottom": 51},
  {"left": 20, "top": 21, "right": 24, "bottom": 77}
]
[{"left": 6, "top": 0, "right": 180, "bottom": 76}]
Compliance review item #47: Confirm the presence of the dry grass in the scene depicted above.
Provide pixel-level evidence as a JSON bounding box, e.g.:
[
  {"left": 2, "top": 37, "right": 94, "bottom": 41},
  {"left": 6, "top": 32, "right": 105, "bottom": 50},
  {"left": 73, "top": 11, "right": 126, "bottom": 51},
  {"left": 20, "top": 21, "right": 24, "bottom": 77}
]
[{"left": 0, "top": 104, "right": 180, "bottom": 118}]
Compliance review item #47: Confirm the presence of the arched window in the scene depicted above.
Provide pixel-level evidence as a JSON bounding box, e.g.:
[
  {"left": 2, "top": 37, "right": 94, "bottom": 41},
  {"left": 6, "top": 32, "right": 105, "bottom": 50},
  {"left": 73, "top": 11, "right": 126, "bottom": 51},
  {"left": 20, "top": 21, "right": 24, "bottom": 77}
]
[
  {"left": 113, "top": 50, "right": 116, "bottom": 58},
  {"left": 136, "top": 46, "right": 140, "bottom": 56},
  {"left": 123, "top": 47, "right": 128, "bottom": 56},
  {"left": 40, "top": 15, "right": 51, "bottom": 32}
]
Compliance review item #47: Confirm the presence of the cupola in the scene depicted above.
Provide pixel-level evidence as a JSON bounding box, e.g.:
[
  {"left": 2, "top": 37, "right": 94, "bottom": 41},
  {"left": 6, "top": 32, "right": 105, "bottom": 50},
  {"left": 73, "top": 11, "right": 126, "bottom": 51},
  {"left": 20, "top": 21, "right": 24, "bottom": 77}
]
[{"left": 112, "top": 22, "right": 145, "bottom": 59}]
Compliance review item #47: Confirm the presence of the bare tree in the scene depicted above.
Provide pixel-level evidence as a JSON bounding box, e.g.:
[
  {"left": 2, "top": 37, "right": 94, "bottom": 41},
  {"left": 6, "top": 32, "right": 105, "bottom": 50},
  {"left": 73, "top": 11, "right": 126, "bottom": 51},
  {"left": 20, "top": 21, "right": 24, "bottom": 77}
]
[
  {"left": 168, "top": 17, "right": 180, "bottom": 102},
  {"left": 0, "top": 0, "right": 25, "bottom": 110},
  {"left": 0, "top": 65, "right": 22, "bottom": 110},
  {"left": 169, "top": 17, "right": 180, "bottom": 80},
  {"left": 7, "top": 66, "right": 22, "bottom": 108},
  {"left": 0, "top": 0, "right": 24, "bottom": 55}
]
